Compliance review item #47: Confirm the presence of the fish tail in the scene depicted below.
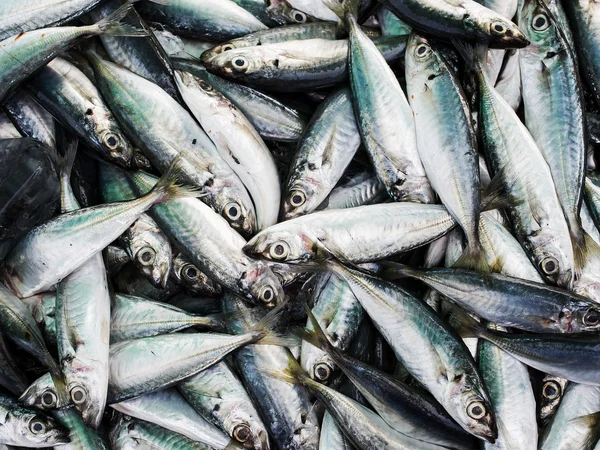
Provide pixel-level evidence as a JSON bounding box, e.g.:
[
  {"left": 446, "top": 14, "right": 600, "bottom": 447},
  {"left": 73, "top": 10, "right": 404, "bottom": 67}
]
[
  {"left": 453, "top": 239, "right": 490, "bottom": 273},
  {"left": 574, "top": 229, "right": 600, "bottom": 275},
  {"left": 148, "top": 158, "right": 200, "bottom": 205},
  {"left": 322, "top": 0, "right": 359, "bottom": 22},
  {"left": 91, "top": 1, "right": 147, "bottom": 37},
  {"left": 295, "top": 305, "right": 337, "bottom": 355},
  {"left": 251, "top": 302, "right": 299, "bottom": 347},
  {"left": 376, "top": 261, "right": 422, "bottom": 281},
  {"left": 262, "top": 349, "right": 313, "bottom": 387},
  {"left": 55, "top": 134, "right": 78, "bottom": 184},
  {"left": 446, "top": 304, "right": 486, "bottom": 339}
]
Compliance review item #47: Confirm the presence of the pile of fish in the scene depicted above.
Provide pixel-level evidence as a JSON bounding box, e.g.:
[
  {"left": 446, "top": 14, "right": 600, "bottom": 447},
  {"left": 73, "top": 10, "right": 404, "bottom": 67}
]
[{"left": 3, "top": 0, "right": 600, "bottom": 448}]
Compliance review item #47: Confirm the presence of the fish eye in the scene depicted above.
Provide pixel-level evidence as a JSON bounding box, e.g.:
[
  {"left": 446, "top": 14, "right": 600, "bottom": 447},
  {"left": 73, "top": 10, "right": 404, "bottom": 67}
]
[
  {"left": 231, "top": 57, "right": 249, "bottom": 72},
  {"left": 269, "top": 241, "right": 290, "bottom": 260},
  {"left": 137, "top": 247, "right": 156, "bottom": 266},
  {"left": 29, "top": 418, "right": 46, "bottom": 434},
  {"left": 198, "top": 80, "right": 213, "bottom": 91},
  {"left": 233, "top": 424, "right": 251, "bottom": 442},
  {"left": 314, "top": 363, "right": 332, "bottom": 382},
  {"left": 467, "top": 401, "right": 486, "bottom": 420},
  {"left": 542, "top": 380, "right": 561, "bottom": 400},
  {"left": 41, "top": 391, "right": 57, "bottom": 408},
  {"left": 259, "top": 285, "right": 275, "bottom": 304},
  {"left": 70, "top": 386, "right": 87, "bottom": 405},
  {"left": 540, "top": 256, "right": 559, "bottom": 275},
  {"left": 224, "top": 202, "right": 242, "bottom": 221},
  {"left": 415, "top": 44, "right": 431, "bottom": 58},
  {"left": 532, "top": 13, "right": 550, "bottom": 31},
  {"left": 221, "top": 43, "right": 235, "bottom": 52},
  {"left": 291, "top": 9, "right": 307, "bottom": 23},
  {"left": 103, "top": 133, "right": 119, "bottom": 150},
  {"left": 491, "top": 21, "right": 507, "bottom": 35},
  {"left": 183, "top": 264, "right": 199, "bottom": 281},
  {"left": 584, "top": 308, "right": 600, "bottom": 326},
  {"left": 289, "top": 190, "right": 306, "bottom": 208}
]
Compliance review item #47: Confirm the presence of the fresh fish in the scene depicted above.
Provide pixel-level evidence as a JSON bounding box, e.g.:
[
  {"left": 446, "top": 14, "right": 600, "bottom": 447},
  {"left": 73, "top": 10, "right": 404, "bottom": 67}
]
[
  {"left": 519, "top": 0, "right": 589, "bottom": 270},
  {"left": 232, "top": 0, "right": 281, "bottom": 26},
  {"left": 3, "top": 90, "right": 56, "bottom": 150},
  {"left": 282, "top": 87, "right": 360, "bottom": 219},
  {"left": 87, "top": 53, "right": 257, "bottom": 236},
  {"left": 178, "top": 361, "right": 270, "bottom": 449},
  {"left": 110, "top": 293, "right": 225, "bottom": 343},
  {"left": 20, "top": 372, "right": 67, "bottom": 410},
  {"left": 201, "top": 35, "right": 408, "bottom": 92},
  {"left": 111, "top": 388, "right": 233, "bottom": 450},
  {"left": 172, "top": 58, "right": 307, "bottom": 142},
  {"left": 128, "top": 170, "right": 283, "bottom": 307},
  {"left": 152, "top": 29, "right": 215, "bottom": 61},
  {"left": 380, "top": 0, "right": 528, "bottom": 48},
  {"left": 317, "top": 172, "right": 387, "bottom": 210},
  {"left": 245, "top": 203, "right": 457, "bottom": 264},
  {"left": 52, "top": 407, "right": 108, "bottom": 450},
  {"left": 406, "top": 33, "right": 486, "bottom": 270},
  {"left": 172, "top": 254, "right": 222, "bottom": 296},
  {"left": 137, "top": 0, "right": 268, "bottom": 41},
  {"left": 377, "top": 7, "right": 412, "bottom": 36},
  {"left": 538, "top": 375, "right": 568, "bottom": 425},
  {"left": 175, "top": 70, "right": 280, "bottom": 230},
  {"left": 27, "top": 57, "right": 136, "bottom": 168},
  {"left": 319, "top": 411, "right": 355, "bottom": 450},
  {"left": 287, "top": 0, "right": 338, "bottom": 21},
  {"left": 2, "top": 161, "right": 197, "bottom": 298},
  {"left": 493, "top": 49, "right": 521, "bottom": 111},
  {"left": 0, "top": 2, "right": 144, "bottom": 103}
]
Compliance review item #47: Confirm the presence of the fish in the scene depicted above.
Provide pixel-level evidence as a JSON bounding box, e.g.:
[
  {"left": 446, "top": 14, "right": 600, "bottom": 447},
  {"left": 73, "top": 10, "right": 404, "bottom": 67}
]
[
  {"left": 3, "top": 90, "right": 57, "bottom": 151},
  {"left": 172, "top": 254, "right": 222, "bottom": 296},
  {"left": 538, "top": 375, "right": 568, "bottom": 425},
  {"left": 52, "top": 406, "right": 108, "bottom": 450}
]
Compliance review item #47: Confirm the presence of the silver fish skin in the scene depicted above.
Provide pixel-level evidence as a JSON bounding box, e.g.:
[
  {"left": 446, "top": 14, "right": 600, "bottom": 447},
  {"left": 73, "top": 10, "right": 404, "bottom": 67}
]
[
  {"left": 0, "top": 401, "right": 69, "bottom": 447},
  {"left": 105, "top": 245, "right": 130, "bottom": 276},
  {"left": 493, "top": 49, "right": 521, "bottom": 111},
  {"left": 574, "top": 204, "right": 600, "bottom": 302},
  {"left": 539, "top": 383, "right": 600, "bottom": 450},
  {"left": 0, "top": 0, "right": 103, "bottom": 41},
  {"left": 115, "top": 263, "right": 183, "bottom": 302},
  {"left": 27, "top": 57, "right": 135, "bottom": 169},
  {"left": 109, "top": 414, "right": 215, "bottom": 450},
  {"left": 3, "top": 90, "right": 56, "bottom": 150},
  {"left": 475, "top": 0, "right": 518, "bottom": 22},
  {"left": 406, "top": 33, "right": 485, "bottom": 267},
  {"left": 137, "top": 0, "right": 267, "bottom": 40},
  {"left": 222, "top": 292, "right": 320, "bottom": 450},
  {"left": 330, "top": 264, "right": 497, "bottom": 442},
  {"left": 20, "top": 372, "right": 66, "bottom": 410},
  {"left": 519, "top": 0, "right": 588, "bottom": 269},
  {"left": 111, "top": 388, "right": 232, "bottom": 450},
  {"left": 319, "top": 411, "right": 355, "bottom": 450},
  {"left": 347, "top": 17, "right": 434, "bottom": 204},
  {"left": 108, "top": 329, "right": 272, "bottom": 403},
  {"left": 2, "top": 160, "right": 196, "bottom": 298},
  {"left": 301, "top": 273, "right": 363, "bottom": 383},
  {"left": 110, "top": 293, "right": 225, "bottom": 343},
  {"left": 129, "top": 170, "right": 283, "bottom": 308},
  {"left": 0, "top": 113, "right": 21, "bottom": 139},
  {"left": 52, "top": 407, "right": 108, "bottom": 450},
  {"left": 476, "top": 48, "right": 574, "bottom": 287},
  {"left": 172, "top": 58, "right": 307, "bottom": 142},
  {"left": 538, "top": 375, "right": 568, "bottom": 425},
  {"left": 380, "top": 0, "right": 528, "bottom": 48},
  {"left": 87, "top": 53, "right": 257, "bottom": 237},
  {"left": 244, "top": 203, "right": 457, "bottom": 264},
  {"left": 178, "top": 361, "right": 270, "bottom": 450},
  {"left": 317, "top": 172, "right": 387, "bottom": 210},
  {"left": 287, "top": 0, "right": 338, "bottom": 21},
  {"left": 478, "top": 325, "right": 537, "bottom": 450},
  {"left": 55, "top": 146, "right": 110, "bottom": 429},
  {"left": 152, "top": 29, "right": 214, "bottom": 61},
  {"left": 22, "top": 292, "right": 57, "bottom": 349},
  {"left": 0, "top": 2, "right": 143, "bottom": 103},
  {"left": 282, "top": 86, "right": 361, "bottom": 220},
  {"left": 175, "top": 71, "right": 280, "bottom": 230},
  {"left": 377, "top": 7, "right": 412, "bottom": 36}
]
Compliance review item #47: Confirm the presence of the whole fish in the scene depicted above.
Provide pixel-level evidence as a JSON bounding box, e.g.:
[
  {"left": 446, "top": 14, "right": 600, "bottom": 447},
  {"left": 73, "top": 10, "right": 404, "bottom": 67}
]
[
  {"left": 201, "top": 35, "right": 408, "bottom": 91},
  {"left": 406, "top": 33, "right": 486, "bottom": 270},
  {"left": 282, "top": 87, "right": 361, "bottom": 219},
  {"left": 137, "top": 0, "right": 267, "bottom": 41},
  {"left": 0, "top": 2, "right": 143, "bottom": 103},
  {"left": 27, "top": 57, "right": 135, "bottom": 168},
  {"left": 175, "top": 71, "right": 280, "bottom": 230},
  {"left": 2, "top": 161, "right": 196, "bottom": 298},
  {"left": 380, "top": 0, "right": 527, "bottom": 48},
  {"left": 519, "top": 0, "right": 589, "bottom": 270},
  {"left": 178, "top": 361, "right": 270, "bottom": 449},
  {"left": 88, "top": 53, "right": 257, "bottom": 236}
]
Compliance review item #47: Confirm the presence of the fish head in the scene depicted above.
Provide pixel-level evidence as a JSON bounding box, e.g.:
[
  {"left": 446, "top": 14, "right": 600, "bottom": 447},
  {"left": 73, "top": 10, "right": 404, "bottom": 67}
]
[
  {"left": 226, "top": 409, "right": 271, "bottom": 449},
  {"left": 301, "top": 344, "right": 335, "bottom": 383},
  {"left": 201, "top": 47, "right": 269, "bottom": 82},
  {"left": 390, "top": 175, "right": 436, "bottom": 204},
  {"left": 245, "top": 262, "right": 285, "bottom": 308},
  {"left": 202, "top": 40, "right": 244, "bottom": 61},
  {"left": 464, "top": 3, "right": 529, "bottom": 48},
  {"left": 214, "top": 187, "right": 257, "bottom": 238},
  {"left": 128, "top": 230, "right": 172, "bottom": 289},
  {"left": 19, "top": 373, "right": 64, "bottom": 410},
  {"left": 6, "top": 409, "right": 69, "bottom": 447},
  {"left": 244, "top": 223, "right": 316, "bottom": 264},
  {"left": 563, "top": 301, "right": 600, "bottom": 332},
  {"left": 538, "top": 375, "right": 567, "bottom": 424},
  {"left": 528, "top": 235, "right": 574, "bottom": 288},
  {"left": 173, "top": 254, "right": 222, "bottom": 296},
  {"left": 66, "top": 364, "right": 108, "bottom": 429},
  {"left": 405, "top": 33, "right": 445, "bottom": 85},
  {"left": 132, "top": 149, "right": 153, "bottom": 171},
  {"left": 281, "top": 179, "right": 321, "bottom": 221},
  {"left": 98, "top": 129, "right": 135, "bottom": 169},
  {"left": 518, "top": 0, "right": 562, "bottom": 50},
  {"left": 445, "top": 373, "right": 497, "bottom": 443}
]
